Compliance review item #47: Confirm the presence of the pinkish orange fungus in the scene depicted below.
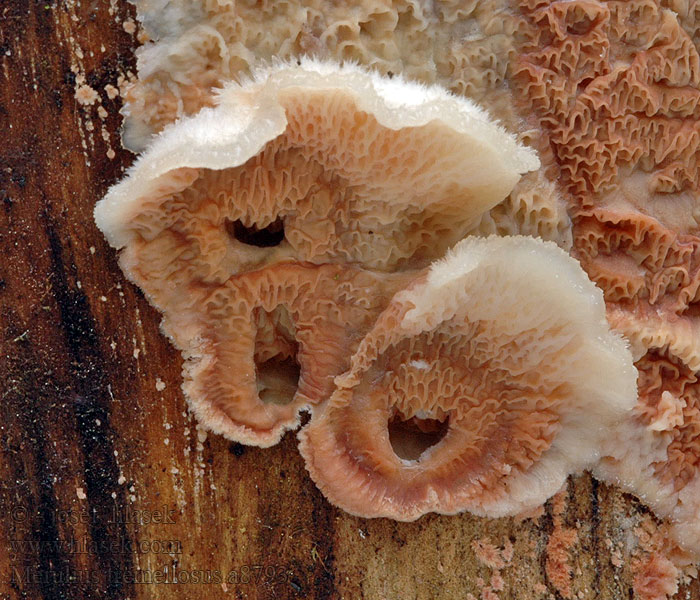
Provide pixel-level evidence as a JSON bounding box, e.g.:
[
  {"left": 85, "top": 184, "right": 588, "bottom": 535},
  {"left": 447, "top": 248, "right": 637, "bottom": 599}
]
[
  {"left": 100, "top": 0, "right": 700, "bottom": 566},
  {"left": 573, "top": 208, "right": 700, "bottom": 371},
  {"left": 638, "top": 351, "right": 700, "bottom": 491},
  {"left": 633, "top": 553, "right": 680, "bottom": 600},
  {"left": 95, "top": 60, "right": 537, "bottom": 446},
  {"left": 513, "top": 0, "right": 700, "bottom": 559},
  {"left": 173, "top": 263, "right": 411, "bottom": 446},
  {"left": 515, "top": 0, "right": 700, "bottom": 205},
  {"left": 299, "top": 236, "right": 635, "bottom": 519}
]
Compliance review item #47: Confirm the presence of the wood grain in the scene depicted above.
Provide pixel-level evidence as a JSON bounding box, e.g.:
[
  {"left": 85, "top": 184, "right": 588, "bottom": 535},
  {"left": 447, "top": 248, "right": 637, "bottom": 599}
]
[{"left": 0, "top": 2, "right": 697, "bottom": 599}]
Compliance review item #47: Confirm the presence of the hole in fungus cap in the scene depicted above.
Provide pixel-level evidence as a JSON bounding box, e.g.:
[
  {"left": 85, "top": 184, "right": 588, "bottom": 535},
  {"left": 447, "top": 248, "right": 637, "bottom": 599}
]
[
  {"left": 252, "top": 305, "right": 300, "bottom": 406},
  {"left": 298, "top": 235, "right": 637, "bottom": 520},
  {"left": 227, "top": 217, "right": 286, "bottom": 248},
  {"left": 94, "top": 59, "right": 538, "bottom": 446},
  {"left": 388, "top": 413, "right": 449, "bottom": 462}
]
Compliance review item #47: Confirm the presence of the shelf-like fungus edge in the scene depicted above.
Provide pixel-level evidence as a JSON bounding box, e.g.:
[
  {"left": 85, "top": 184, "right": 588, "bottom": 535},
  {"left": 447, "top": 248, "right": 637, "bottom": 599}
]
[
  {"left": 595, "top": 342, "right": 700, "bottom": 561},
  {"left": 94, "top": 59, "right": 539, "bottom": 446},
  {"left": 299, "top": 235, "right": 637, "bottom": 519}
]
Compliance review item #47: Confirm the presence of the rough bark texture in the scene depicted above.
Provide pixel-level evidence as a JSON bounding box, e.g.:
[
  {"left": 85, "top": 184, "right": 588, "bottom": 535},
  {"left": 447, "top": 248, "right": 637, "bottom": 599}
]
[{"left": 0, "top": 2, "right": 697, "bottom": 599}]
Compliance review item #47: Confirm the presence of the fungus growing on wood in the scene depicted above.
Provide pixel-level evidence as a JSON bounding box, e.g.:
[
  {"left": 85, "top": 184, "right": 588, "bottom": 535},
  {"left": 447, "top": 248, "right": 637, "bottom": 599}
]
[
  {"left": 595, "top": 346, "right": 700, "bottom": 559},
  {"left": 298, "top": 236, "right": 636, "bottom": 520},
  {"left": 123, "top": 0, "right": 572, "bottom": 248},
  {"left": 514, "top": 0, "right": 700, "bottom": 561},
  {"left": 94, "top": 59, "right": 538, "bottom": 445}
]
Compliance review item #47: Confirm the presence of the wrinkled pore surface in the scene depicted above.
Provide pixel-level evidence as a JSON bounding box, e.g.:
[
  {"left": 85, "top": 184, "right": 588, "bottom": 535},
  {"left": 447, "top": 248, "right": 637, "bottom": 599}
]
[
  {"left": 124, "top": 0, "right": 573, "bottom": 247},
  {"left": 116, "top": 82, "right": 527, "bottom": 445},
  {"left": 125, "top": 90, "right": 503, "bottom": 291},
  {"left": 513, "top": 0, "right": 700, "bottom": 555},
  {"left": 515, "top": 0, "right": 700, "bottom": 361},
  {"left": 155, "top": 262, "right": 411, "bottom": 446},
  {"left": 112, "top": 0, "right": 700, "bottom": 552},
  {"left": 303, "top": 307, "right": 564, "bottom": 518},
  {"left": 300, "top": 237, "right": 635, "bottom": 520},
  {"left": 636, "top": 350, "right": 700, "bottom": 492}
]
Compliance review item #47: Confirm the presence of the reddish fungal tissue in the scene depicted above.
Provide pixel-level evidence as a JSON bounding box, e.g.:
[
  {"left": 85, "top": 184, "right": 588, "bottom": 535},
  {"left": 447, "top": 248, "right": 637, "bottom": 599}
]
[
  {"left": 596, "top": 347, "right": 700, "bottom": 557},
  {"left": 172, "top": 263, "right": 411, "bottom": 446},
  {"left": 573, "top": 208, "right": 700, "bottom": 371},
  {"left": 516, "top": 0, "right": 700, "bottom": 205},
  {"left": 514, "top": 0, "right": 700, "bottom": 560},
  {"left": 637, "top": 351, "right": 700, "bottom": 490},
  {"left": 101, "top": 0, "right": 700, "bottom": 567},
  {"left": 633, "top": 553, "right": 680, "bottom": 600},
  {"left": 95, "top": 60, "right": 538, "bottom": 446},
  {"left": 299, "top": 236, "right": 635, "bottom": 520},
  {"left": 123, "top": 0, "right": 575, "bottom": 250}
]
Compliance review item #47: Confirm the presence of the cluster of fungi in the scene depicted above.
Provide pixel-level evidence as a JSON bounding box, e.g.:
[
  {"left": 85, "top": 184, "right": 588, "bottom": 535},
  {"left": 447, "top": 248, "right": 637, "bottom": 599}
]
[{"left": 97, "top": 0, "right": 700, "bottom": 576}]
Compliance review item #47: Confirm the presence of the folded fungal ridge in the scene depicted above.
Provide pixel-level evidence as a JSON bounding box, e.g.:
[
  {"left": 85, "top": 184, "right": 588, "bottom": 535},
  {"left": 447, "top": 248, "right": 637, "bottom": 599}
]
[
  {"left": 122, "top": 0, "right": 573, "bottom": 250},
  {"left": 94, "top": 59, "right": 539, "bottom": 447},
  {"left": 511, "top": 0, "right": 700, "bottom": 558},
  {"left": 299, "top": 235, "right": 637, "bottom": 520}
]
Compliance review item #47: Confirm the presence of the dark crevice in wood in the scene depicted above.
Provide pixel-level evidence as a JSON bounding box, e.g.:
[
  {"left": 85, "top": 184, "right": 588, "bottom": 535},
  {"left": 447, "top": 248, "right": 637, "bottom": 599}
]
[
  {"left": 590, "top": 476, "right": 602, "bottom": 597},
  {"left": 308, "top": 476, "right": 338, "bottom": 599},
  {"left": 2, "top": 354, "right": 71, "bottom": 600},
  {"left": 43, "top": 213, "right": 135, "bottom": 600}
]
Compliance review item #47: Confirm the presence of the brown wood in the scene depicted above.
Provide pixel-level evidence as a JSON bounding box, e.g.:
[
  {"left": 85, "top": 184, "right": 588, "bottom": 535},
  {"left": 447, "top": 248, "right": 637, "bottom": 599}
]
[{"left": 1, "top": 2, "right": 697, "bottom": 599}]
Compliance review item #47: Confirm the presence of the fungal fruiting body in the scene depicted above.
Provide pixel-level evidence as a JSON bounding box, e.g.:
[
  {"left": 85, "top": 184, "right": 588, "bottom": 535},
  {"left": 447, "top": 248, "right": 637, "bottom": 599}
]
[
  {"left": 101, "top": 0, "right": 700, "bottom": 577},
  {"left": 299, "top": 236, "right": 636, "bottom": 520},
  {"left": 513, "top": 0, "right": 700, "bottom": 560},
  {"left": 94, "top": 59, "right": 539, "bottom": 446},
  {"left": 121, "top": 0, "right": 541, "bottom": 152},
  {"left": 123, "top": 0, "right": 573, "bottom": 248}
]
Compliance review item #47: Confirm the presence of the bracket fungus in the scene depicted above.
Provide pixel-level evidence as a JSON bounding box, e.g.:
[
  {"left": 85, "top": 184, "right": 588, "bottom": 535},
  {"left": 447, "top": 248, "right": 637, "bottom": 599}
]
[
  {"left": 299, "top": 236, "right": 637, "bottom": 520},
  {"left": 93, "top": 0, "right": 700, "bottom": 574},
  {"left": 94, "top": 59, "right": 538, "bottom": 446}
]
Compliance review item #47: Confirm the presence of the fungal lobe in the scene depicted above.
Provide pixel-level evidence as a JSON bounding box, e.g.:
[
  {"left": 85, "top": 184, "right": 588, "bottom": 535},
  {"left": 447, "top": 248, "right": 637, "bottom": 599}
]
[
  {"left": 299, "top": 236, "right": 636, "bottom": 520},
  {"left": 95, "top": 60, "right": 538, "bottom": 446}
]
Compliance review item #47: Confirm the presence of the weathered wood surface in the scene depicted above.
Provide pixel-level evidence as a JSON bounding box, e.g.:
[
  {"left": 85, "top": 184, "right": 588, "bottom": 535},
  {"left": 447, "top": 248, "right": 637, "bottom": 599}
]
[{"left": 1, "top": 2, "right": 698, "bottom": 599}]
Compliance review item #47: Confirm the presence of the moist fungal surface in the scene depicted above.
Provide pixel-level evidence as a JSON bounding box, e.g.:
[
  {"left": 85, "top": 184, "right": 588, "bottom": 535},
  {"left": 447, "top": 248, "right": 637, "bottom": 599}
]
[
  {"left": 102, "top": 0, "right": 700, "bottom": 572},
  {"left": 299, "top": 236, "right": 636, "bottom": 520},
  {"left": 95, "top": 60, "right": 538, "bottom": 447}
]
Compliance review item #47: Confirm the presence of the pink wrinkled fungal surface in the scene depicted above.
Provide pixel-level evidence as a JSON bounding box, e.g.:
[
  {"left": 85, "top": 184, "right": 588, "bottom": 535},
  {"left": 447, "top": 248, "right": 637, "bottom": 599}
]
[{"left": 97, "top": 0, "right": 700, "bottom": 594}]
